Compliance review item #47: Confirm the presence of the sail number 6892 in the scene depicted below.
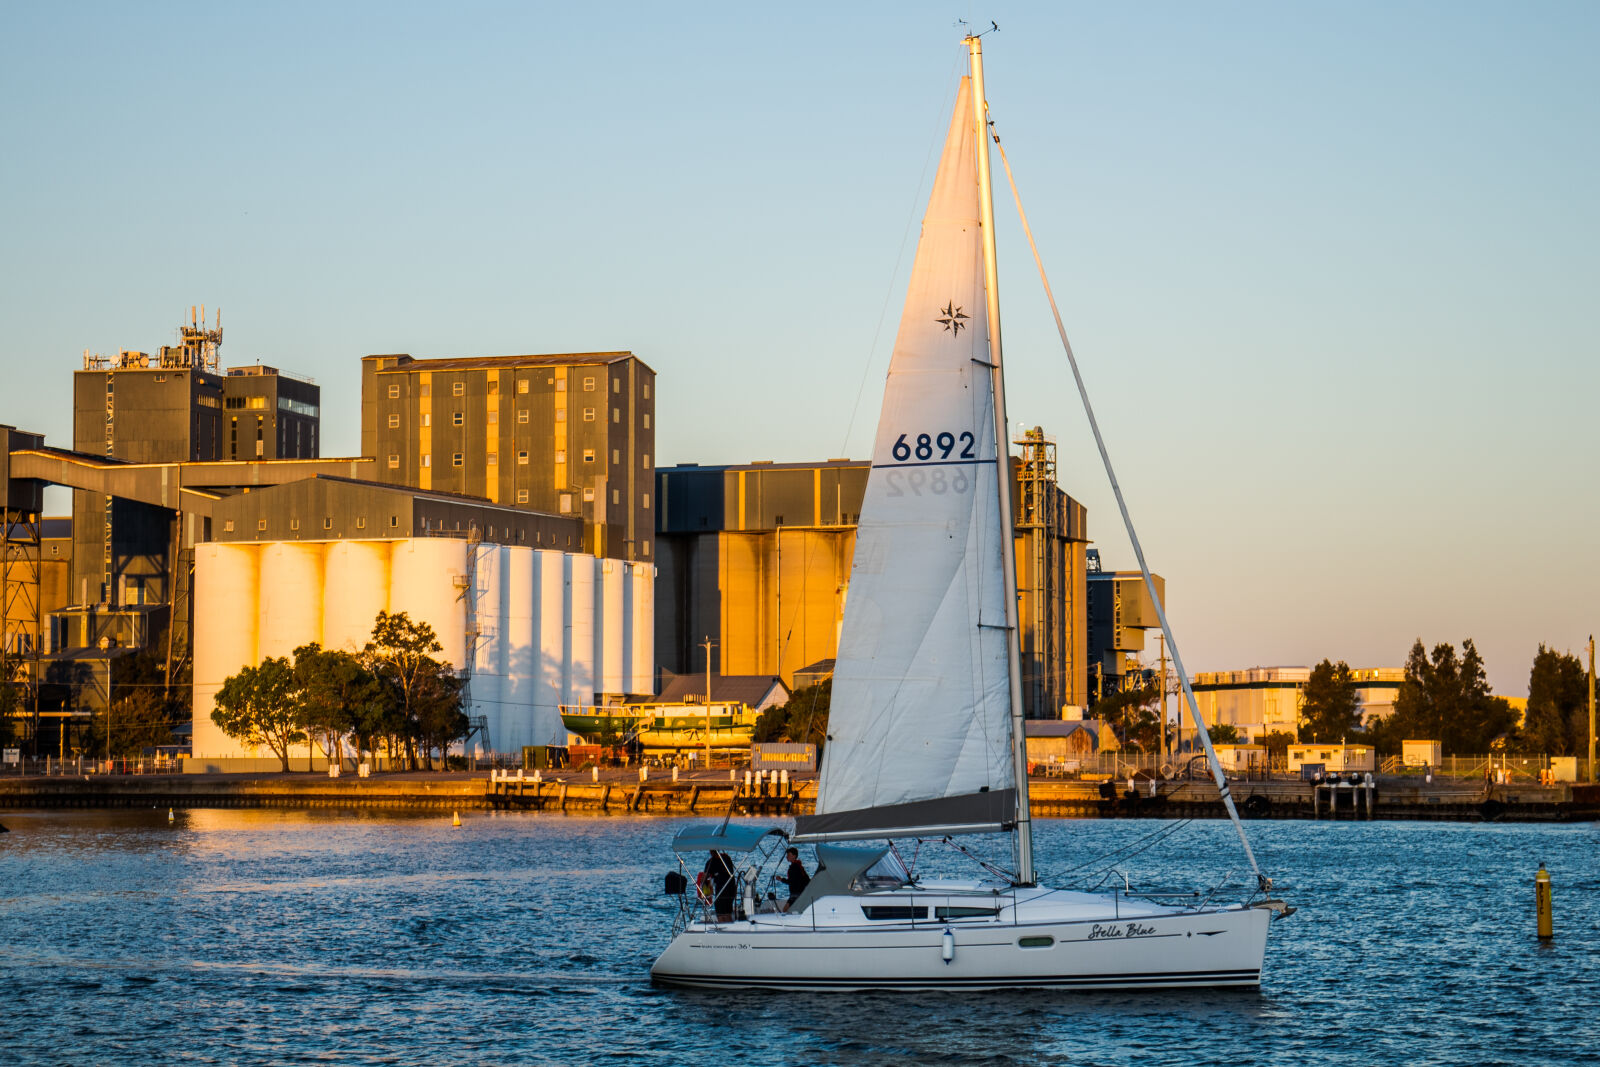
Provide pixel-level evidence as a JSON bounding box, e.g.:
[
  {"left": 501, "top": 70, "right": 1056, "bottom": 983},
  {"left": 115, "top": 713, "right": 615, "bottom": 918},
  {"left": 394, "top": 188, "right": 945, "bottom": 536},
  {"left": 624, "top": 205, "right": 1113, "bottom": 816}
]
[{"left": 891, "top": 431, "right": 976, "bottom": 462}]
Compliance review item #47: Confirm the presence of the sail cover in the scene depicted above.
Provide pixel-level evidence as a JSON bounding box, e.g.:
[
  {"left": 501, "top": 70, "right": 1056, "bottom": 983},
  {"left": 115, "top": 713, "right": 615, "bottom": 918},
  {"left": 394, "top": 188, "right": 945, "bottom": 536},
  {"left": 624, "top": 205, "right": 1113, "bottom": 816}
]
[{"left": 793, "top": 77, "right": 1016, "bottom": 842}]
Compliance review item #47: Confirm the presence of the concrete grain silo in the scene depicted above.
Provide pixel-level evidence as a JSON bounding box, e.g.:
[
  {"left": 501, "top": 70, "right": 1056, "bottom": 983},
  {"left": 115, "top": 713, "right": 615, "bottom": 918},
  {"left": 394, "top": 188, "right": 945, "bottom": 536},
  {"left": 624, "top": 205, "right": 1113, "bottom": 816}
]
[
  {"left": 258, "top": 542, "right": 326, "bottom": 660},
  {"left": 322, "top": 540, "right": 392, "bottom": 653},
  {"left": 190, "top": 543, "right": 262, "bottom": 758},
  {"left": 390, "top": 538, "right": 467, "bottom": 670}
]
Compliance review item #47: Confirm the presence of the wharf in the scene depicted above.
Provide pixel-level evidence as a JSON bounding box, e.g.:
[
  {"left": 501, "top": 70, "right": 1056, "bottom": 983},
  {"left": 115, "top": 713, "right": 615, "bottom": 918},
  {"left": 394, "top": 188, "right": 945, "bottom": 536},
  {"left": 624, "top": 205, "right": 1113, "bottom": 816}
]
[{"left": 0, "top": 772, "right": 1596, "bottom": 822}]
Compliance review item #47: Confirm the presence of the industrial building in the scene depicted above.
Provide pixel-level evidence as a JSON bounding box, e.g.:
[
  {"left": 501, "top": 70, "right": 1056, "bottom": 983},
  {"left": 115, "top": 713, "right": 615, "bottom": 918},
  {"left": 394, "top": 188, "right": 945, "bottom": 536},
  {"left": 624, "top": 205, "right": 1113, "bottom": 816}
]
[
  {"left": 1085, "top": 549, "right": 1167, "bottom": 702},
  {"left": 360, "top": 351, "right": 655, "bottom": 563},
  {"left": 654, "top": 428, "right": 1090, "bottom": 717},
  {"left": 191, "top": 481, "right": 653, "bottom": 761},
  {"left": 3, "top": 315, "right": 658, "bottom": 762},
  {"left": 1188, "top": 666, "right": 1405, "bottom": 743}
]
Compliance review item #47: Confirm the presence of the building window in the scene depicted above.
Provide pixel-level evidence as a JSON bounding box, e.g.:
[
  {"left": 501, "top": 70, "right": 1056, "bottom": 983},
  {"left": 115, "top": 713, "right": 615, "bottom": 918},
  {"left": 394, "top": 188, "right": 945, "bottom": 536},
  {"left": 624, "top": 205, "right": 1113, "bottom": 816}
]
[
  {"left": 556, "top": 378, "right": 567, "bottom": 392},
  {"left": 583, "top": 488, "right": 595, "bottom": 502},
  {"left": 642, "top": 453, "right": 650, "bottom": 469},
  {"left": 290, "top": 519, "right": 300, "bottom": 531},
  {"left": 582, "top": 408, "right": 595, "bottom": 421},
  {"left": 554, "top": 450, "right": 565, "bottom": 463},
  {"left": 356, "top": 517, "right": 366, "bottom": 529},
  {"left": 559, "top": 493, "right": 572, "bottom": 513},
  {"left": 556, "top": 409, "right": 566, "bottom": 422},
  {"left": 613, "top": 378, "right": 620, "bottom": 394},
  {"left": 517, "top": 379, "right": 529, "bottom": 394},
  {"left": 612, "top": 489, "right": 620, "bottom": 505},
  {"left": 487, "top": 453, "right": 497, "bottom": 465},
  {"left": 422, "top": 413, "right": 431, "bottom": 427},
  {"left": 516, "top": 489, "right": 529, "bottom": 504},
  {"left": 643, "top": 414, "right": 650, "bottom": 429},
  {"left": 488, "top": 410, "right": 498, "bottom": 425},
  {"left": 323, "top": 517, "right": 332, "bottom": 530},
  {"left": 613, "top": 408, "right": 620, "bottom": 423},
  {"left": 517, "top": 410, "right": 528, "bottom": 424},
  {"left": 452, "top": 382, "right": 464, "bottom": 397},
  {"left": 488, "top": 379, "right": 499, "bottom": 396},
  {"left": 517, "top": 451, "right": 529, "bottom": 465},
  {"left": 422, "top": 453, "right": 431, "bottom": 467},
  {"left": 612, "top": 449, "right": 620, "bottom": 464},
  {"left": 247, "top": 396, "right": 267, "bottom": 410},
  {"left": 388, "top": 384, "right": 400, "bottom": 399},
  {"left": 452, "top": 411, "right": 464, "bottom": 427},
  {"left": 390, "top": 515, "right": 398, "bottom": 528},
  {"left": 420, "top": 384, "right": 431, "bottom": 398},
  {"left": 257, "top": 519, "right": 267, "bottom": 531},
  {"left": 387, "top": 454, "right": 399, "bottom": 469},
  {"left": 642, "top": 541, "right": 650, "bottom": 556},
  {"left": 387, "top": 414, "right": 399, "bottom": 429},
  {"left": 643, "top": 383, "right": 650, "bottom": 399},
  {"left": 583, "top": 448, "right": 595, "bottom": 463},
  {"left": 223, "top": 519, "right": 234, "bottom": 532},
  {"left": 642, "top": 493, "right": 650, "bottom": 509},
  {"left": 255, "top": 440, "right": 264, "bottom": 457},
  {"left": 452, "top": 453, "right": 464, "bottom": 467},
  {"left": 583, "top": 377, "right": 594, "bottom": 391}
]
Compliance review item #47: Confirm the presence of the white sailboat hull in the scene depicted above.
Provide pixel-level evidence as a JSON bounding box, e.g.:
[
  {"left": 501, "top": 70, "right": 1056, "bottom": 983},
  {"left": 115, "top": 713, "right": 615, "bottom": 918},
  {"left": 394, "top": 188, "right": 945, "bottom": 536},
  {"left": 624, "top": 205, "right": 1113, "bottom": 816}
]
[{"left": 652, "top": 889, "right": 1270, "bottom": 992}]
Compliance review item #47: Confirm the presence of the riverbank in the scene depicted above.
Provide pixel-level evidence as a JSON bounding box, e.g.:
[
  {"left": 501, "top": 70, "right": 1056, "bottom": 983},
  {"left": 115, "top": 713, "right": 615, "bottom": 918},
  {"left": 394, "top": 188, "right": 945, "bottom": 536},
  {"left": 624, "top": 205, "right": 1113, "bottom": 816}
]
[{"left": 2, "top": 770, "right": 1597, "bottom": 821}]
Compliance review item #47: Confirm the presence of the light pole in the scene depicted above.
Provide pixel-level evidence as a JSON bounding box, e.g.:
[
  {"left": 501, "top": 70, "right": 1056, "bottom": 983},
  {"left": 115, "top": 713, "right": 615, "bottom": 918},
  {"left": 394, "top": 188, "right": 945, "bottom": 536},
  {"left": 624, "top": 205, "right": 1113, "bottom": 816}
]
[{"left": 701, "top": 635, "right": 716, "bottom": 772}]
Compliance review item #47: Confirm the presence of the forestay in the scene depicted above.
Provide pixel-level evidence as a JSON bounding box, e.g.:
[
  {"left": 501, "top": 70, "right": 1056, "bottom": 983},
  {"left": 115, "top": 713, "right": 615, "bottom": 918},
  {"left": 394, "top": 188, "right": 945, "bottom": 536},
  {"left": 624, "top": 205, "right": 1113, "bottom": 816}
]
[{"left": 794, "top": 76, "right": 1015, "bottom": 842}]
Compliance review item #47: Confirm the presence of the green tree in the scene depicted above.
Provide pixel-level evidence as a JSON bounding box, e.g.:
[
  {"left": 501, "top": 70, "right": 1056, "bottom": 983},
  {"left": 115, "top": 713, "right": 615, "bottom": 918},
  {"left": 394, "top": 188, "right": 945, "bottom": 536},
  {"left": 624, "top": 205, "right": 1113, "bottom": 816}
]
[
  {"left": 1091, "top": 683, "right": 1161, "bottom": 752},
  {"left": 1261, "top": 730, "right": 1296, "bottom": 760},
  {"left": 1299, "top": 659, "right": 1362, "bottom": 742},
  {"left": 1206, "top": 722, "right": 1240, "bottom": 745},
  {"left": 211, "top": 657, "right": 303, "bottom": 771},
  {"left": 756, "top": 680, "right": 831, "bottom": 755},
  {"left": 1523, "top": 645, "right": 1587, "bottom": 756},
  {"left": 293, "top": 643, "right": 384, "bottom": 771},
  {"left": 1378, "top": 638, "right": 1516, "bottom": 755},
  {"left": 413, "top": 668, "right": 467, "bottom": 770},
  {"left": 364, "top": 611, "right": 463, "bottom": 771},
  {"left": 0, "top": 655, "right": 24, "bottom": 749}
]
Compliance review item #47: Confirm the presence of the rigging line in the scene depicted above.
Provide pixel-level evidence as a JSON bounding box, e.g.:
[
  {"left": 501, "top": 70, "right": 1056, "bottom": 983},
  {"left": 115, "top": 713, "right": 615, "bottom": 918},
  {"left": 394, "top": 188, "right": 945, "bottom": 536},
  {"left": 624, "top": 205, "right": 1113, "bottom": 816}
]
[
  {"left": 1051, "top": 820, "right": 1194, "bottom": 886},
  {"left": 989, "top": 130, "right": 1266, "bottom": 887},
  {"left": 838, "top": 57, "right": 964, "bottom": 458}
]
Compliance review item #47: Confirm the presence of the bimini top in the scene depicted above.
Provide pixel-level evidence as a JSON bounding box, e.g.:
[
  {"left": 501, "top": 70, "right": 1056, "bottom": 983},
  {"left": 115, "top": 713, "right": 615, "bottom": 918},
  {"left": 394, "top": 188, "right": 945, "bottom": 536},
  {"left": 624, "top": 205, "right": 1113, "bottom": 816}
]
[{"left": 670, "top": 823, "right": 787, "bottom": 853}]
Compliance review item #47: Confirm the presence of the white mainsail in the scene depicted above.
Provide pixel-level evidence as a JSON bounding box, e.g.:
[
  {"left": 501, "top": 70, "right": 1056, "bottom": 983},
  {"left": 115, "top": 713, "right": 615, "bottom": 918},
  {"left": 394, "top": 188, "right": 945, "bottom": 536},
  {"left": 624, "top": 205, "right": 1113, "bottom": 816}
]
[{"left": 794, "top": 76, "right": 1016, "bottom": 841}]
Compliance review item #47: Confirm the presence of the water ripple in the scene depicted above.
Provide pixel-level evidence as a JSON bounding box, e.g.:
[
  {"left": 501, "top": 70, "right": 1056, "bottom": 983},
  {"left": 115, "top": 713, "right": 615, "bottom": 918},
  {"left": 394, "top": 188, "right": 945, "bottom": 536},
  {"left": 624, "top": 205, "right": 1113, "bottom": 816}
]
[{"left": 1, "top": 810, "right": 1596, "bottom": 1066}]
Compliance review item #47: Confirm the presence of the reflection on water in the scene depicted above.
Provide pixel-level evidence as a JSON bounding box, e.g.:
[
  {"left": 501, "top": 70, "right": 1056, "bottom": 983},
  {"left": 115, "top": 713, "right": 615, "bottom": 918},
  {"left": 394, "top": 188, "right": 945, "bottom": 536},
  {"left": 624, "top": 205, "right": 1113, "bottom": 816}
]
[{"left": 2, "top": 810, "right": 1596, "bottom": 1066}]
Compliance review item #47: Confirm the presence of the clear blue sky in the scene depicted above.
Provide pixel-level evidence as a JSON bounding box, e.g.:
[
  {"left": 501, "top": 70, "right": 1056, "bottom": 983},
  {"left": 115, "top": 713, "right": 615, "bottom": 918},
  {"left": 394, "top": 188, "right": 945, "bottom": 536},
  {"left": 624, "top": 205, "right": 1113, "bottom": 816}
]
[{"left": 3, "top": 2, "right": 1595, "bottom": 695}]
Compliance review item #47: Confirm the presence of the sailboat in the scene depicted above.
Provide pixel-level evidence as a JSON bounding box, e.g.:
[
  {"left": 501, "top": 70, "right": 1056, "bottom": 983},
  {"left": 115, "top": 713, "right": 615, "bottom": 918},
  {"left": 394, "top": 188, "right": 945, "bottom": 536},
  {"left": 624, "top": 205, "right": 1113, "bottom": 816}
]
[{"left": 652, "top": 35, "right": 1283, "bottom": 992}]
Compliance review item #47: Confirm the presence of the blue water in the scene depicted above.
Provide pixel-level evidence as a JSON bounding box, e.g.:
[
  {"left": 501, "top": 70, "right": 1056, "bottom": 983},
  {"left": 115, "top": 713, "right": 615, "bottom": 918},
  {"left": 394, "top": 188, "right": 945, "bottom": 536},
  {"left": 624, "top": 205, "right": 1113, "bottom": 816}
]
[{"left": 2, "top": 810, "right": 1596, "bottom": 1066}]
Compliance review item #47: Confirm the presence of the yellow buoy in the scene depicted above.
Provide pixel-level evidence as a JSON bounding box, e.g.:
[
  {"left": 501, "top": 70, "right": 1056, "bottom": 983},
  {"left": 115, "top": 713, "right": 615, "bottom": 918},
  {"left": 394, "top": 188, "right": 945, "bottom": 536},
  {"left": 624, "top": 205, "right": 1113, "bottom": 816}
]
[
  {"left": 452, "top": 810, "right": 462, "bottom": 828},
  {"left": 167, "top": 808, "right": 174, "bottom": 823},
  {"left": 1536, "top": 863, "right": 1552, "bottom": 940}
]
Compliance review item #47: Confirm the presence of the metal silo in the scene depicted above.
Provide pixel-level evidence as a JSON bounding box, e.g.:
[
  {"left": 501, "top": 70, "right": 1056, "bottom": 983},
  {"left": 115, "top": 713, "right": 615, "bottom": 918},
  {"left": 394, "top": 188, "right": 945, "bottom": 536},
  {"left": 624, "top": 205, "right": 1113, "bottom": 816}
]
[
  {"left": 564, "top": 552, "right": 595, "bottom": 713},
  {"left": 468, "top": 542, "right": 508, "bottom": 752},
  {"left": 598, "top": 558, "right": 626, "bottom": 696},
  {"left": 501, "top": 545, "right": 538, "bottom": 752},
  {"left": 536, "top": 549, "right": 569, "bottom": 745}
]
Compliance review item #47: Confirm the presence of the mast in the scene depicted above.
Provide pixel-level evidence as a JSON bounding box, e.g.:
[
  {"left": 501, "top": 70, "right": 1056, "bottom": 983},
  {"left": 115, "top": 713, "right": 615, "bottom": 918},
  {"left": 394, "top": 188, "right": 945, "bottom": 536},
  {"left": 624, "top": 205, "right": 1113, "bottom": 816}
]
[{"left": 967, "top": 34, "right": 1033, "bottom": 886}]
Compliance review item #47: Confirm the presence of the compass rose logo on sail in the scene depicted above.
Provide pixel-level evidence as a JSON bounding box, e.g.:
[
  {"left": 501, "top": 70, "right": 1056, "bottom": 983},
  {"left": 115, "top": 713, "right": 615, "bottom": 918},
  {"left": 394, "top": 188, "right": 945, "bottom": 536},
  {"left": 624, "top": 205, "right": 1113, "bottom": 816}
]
[{"left": 936, "top": 302, "right": 968, "bottom": 336}]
